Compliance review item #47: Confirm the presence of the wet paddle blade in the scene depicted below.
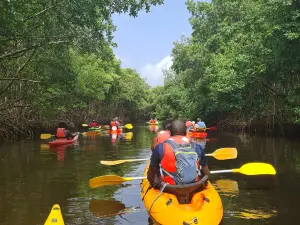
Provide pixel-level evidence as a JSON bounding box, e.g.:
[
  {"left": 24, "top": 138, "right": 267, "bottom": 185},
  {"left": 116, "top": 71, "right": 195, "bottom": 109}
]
[
  {"left": 211, "top": 148, "right": 238, "bottom": 160},
  {"left": 89, "top": 175, "right": 129, "bottom": 188},
  {"left": 235, "top": 163, "right": 276, "bottom": 175},
  {"left": 100, "top": 158, "right": 149, "bottom": 165},
  {"left": 40, "top": 134, "right": 53, "bottom": 139},
  {"left": 89, "top": 175, "right": 145, "bottom": 188},
  {"left": 82, "top": 124, "right": 88, "bottom": 127},
  {"left": 100, "top": 160, "right": 129, "bottom": 166}
]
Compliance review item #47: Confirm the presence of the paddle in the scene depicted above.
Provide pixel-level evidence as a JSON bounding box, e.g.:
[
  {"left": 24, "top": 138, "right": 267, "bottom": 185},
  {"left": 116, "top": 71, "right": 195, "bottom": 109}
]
[
  {"left": 82, "top": 124, "right": 88, "bottom": 127},
  {"left": 206, "top": 125, "right": 217, "bottom": 131},
  {"left": 210, "top": 162, "right": 276, "bottom": 175},
  {"left": 189, "top": 126, "right": 217, "bottom": 132},
  {"left": 100, "top": 148, "right": 237, "bottom": 166},
  {"left": 89, "top": 162, "right": 276, "bottom": 188},
  {"left": 40, "top": 134, "right": 54, "bottom": 139},
  {"left": 122, "top": 124, "right": 133, "bottom": 129}
]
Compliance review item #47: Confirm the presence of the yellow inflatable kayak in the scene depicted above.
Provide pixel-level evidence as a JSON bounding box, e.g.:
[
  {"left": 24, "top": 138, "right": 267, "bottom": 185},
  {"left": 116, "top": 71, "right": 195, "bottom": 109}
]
[
  {"left": 44, "top": 204, "right": 65, "bottom": 225},
  {"left": 140, "top": 162, "right": 223, "bottom": 225}
]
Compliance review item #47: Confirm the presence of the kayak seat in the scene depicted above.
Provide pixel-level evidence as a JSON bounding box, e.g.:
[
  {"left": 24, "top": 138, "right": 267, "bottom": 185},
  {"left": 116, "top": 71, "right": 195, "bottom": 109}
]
[{"left": 161, "top": 175, "right": 208, "bottom": 204}]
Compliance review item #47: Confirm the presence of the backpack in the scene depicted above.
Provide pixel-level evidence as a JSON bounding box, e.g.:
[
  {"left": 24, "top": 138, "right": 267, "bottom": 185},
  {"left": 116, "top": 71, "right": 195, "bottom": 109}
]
[{"left": 162, "top": 140, "right": 199, "bottom": 185}]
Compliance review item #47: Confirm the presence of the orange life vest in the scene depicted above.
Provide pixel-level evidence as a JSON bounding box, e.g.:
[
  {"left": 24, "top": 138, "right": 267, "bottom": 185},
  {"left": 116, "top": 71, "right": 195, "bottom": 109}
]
[
  {"left": 110, "top": 121, "right": 116, "bottom": 127},
  {"left": 56, "top": 128, "right": 66, "bottom": 138},
  {"left": 160, "top": 136, "right": 199, "bottom": 184}
]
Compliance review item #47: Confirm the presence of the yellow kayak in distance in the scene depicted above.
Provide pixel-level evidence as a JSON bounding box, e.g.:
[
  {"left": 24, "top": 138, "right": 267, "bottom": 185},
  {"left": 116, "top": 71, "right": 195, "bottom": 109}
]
[
  {"left": 44, "top": 204, "right": 65, "bottom": 225},
  {"left": 140, "top": 161, "right": 223, "bottom": 225}
]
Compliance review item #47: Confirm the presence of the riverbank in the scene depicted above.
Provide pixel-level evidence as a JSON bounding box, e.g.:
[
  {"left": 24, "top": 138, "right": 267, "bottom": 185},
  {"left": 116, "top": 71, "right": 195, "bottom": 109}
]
[{"left": 218, "top": 119, "right": 300, "bottom": 138}]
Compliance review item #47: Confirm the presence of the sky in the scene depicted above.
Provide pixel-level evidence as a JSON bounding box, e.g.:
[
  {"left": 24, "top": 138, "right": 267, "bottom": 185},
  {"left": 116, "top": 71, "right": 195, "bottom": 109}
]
[{"left": 112, "top": 0, "right": 193, "bottom": 87}]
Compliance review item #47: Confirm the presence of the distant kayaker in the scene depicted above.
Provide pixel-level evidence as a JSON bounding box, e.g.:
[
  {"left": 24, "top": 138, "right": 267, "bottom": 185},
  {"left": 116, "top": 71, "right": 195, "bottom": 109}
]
[
  {"left": 55, "top": 128, "right": 73, "bottom": 140},
  {"left": 147, "top": 120, "right": 210, "bottom": 188},
  {"left": 194, "top": 118, "right": 206, "bottom": 131},
  {"left": 151, "top": 119, "right": 172, "bottom": 150},
  {"left": 89, "top": 120, "right": 99, "bottom": 128},
  {"left": 110, "top": 117, "right": 120, "bottom": 130},
  {"left": 185, "top": 120, "right": 193, "bottom": 131}
]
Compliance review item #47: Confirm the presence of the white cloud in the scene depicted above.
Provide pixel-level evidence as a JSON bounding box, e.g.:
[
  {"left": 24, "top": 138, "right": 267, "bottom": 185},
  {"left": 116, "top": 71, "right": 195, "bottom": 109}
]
[{"left": 140, "top": 55, "right": 173, "bottom": 87}]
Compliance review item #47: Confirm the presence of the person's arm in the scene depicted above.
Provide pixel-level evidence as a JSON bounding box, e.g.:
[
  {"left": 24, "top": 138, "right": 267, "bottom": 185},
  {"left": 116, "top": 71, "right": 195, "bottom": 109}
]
[
  {"left": 195, "top": 144, "right": 210, "bottom": 179},
  {"left": 147, "top": 144, "right": 162, "bottom": 188}
]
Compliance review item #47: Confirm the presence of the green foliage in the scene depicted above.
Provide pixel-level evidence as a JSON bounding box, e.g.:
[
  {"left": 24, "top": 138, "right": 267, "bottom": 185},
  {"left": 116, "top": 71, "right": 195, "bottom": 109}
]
[
  {"left": 150, "top": 0, "right": 300, "bottom": 128},
  {"left": 0, "top": 0, "right": 163, "bottom": 135}
]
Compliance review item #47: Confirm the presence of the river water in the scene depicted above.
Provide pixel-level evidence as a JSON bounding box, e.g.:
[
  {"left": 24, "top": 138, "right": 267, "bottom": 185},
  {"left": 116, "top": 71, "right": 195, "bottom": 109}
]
[{"left": 0, "top": 125, "right": 299, "bottom": 225}]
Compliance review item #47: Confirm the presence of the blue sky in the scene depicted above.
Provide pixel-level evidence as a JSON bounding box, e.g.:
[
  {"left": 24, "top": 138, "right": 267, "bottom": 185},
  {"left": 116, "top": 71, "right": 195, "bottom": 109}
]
[{"left": 112, "top": 0, "right": 193, "bottom": 87}]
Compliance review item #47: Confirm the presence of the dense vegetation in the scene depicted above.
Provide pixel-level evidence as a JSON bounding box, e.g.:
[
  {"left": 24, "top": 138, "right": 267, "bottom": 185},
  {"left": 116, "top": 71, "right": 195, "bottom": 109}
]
[
  {"left": 0, "top": 0, "right": 162, "bottom": 138},
  {"left": 152, "top": 0, "right": 300, "bottom": 133},
  {"left": 1, "top": 0, "right": 300, "bottom": 138}
]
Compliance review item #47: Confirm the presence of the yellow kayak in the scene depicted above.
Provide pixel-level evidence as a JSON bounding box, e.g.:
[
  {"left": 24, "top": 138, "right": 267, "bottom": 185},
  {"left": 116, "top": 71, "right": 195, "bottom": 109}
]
[
  {"left": 44, "top": 204, "right": 65, "bottom": 225},
  {"left": 140, "top": 162, "right": 223, "bottom": 225}
]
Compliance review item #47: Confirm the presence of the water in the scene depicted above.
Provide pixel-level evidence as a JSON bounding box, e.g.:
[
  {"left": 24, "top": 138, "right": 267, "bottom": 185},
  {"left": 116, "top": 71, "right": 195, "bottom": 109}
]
[{"left": 0, "top": 126, "right": 300, "bottom": 225}]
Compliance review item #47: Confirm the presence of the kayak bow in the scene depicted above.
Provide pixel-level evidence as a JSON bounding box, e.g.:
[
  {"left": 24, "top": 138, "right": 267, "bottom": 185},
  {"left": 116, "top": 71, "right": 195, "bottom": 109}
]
[
  {"left": 44, "top": 204, "right": 65, "bottom": 225},
  {"left": 140, "top": 161, "right": 223, "bottom": 225},
  {"left": 48, "top": 132, "right": 79, "bottom": 147}
]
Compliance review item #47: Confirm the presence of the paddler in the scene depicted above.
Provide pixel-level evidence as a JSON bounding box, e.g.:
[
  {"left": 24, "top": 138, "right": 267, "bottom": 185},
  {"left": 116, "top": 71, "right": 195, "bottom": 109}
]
[
  {"left": 194, "top": 118, "right": 206, "bottom": 131},
  {"left": 147, "top": 120, "right": 210, "bottom": 188},
  {"left": 55, "top": 123, "right": 73, "bottom": 140},
  {"left": 110, "top": 117, "right": 120, "bottom": 130},
  {"left": 185, "top": 120, "right": 193, "bottom": 131},
  {"left": 89, "top": 120, "right": 100, "bottom": 128}
]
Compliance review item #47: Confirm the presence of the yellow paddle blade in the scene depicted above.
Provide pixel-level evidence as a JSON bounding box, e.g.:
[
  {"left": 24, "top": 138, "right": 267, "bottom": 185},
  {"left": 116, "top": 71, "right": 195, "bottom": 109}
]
[
  {"left": 234, "top": 163, "right": 276, "bottom": 175},
  {"left": 82, "top": 124, "right": 88, "bottom": 127},
  {"left": 209, "top": 148, "right": 238, "bottom": 160},
  {"left": 40, "top": 134, "right": 53, "bottom": 139},
  {"left": 124, "top": 124, "right": 133, "bottom": 129},
  {"left": 100, "top": 160, "right": 130, "bottom": 166},
  {"left": 89, "top": 175, "right": 131, "bottom": 188},
  {"left": 100, "top": 158, "right": 149, "bottom": 166}
]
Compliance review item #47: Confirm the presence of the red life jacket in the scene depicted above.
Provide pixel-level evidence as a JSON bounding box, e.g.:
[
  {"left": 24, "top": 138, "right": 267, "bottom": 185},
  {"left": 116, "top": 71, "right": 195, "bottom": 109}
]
[
  {"left": 89, "top": 122, "right": 97, "bottom": 127},
  {"left": 160, "top": 135, "right": 199, "bottom": 184},
  {"left": 110, "top": 121, "right": 116, "bottom": 127},
  {"left": 151, "top": 130, "right": 171, "bottom": 150},
  {"left": 56, "top": 128, "right": 66, "bottom": 138}
]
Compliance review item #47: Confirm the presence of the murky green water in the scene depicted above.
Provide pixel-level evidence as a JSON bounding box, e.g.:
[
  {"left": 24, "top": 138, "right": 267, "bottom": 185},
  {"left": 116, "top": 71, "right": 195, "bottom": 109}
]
[{"left": 0, "top": 126, "right": 300, "bottom": 225}]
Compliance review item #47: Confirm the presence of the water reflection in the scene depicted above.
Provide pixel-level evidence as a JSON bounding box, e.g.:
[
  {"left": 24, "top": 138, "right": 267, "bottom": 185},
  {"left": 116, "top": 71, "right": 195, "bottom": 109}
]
[
  {"left": 213, "top": 179, "right": 239, "bottom": 197},
  {"left": 1, "top": 129, "right": 300, "bottom": 225}
]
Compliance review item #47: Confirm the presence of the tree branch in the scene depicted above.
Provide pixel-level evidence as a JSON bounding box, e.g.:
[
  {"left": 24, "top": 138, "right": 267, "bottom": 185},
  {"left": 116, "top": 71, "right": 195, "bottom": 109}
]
[
  {"left": 0, "top": 78, "right": 40, "bottom": 82},
  {"left": 0, "top": 49, "right": 37, "bottom": 97},
  {"left": 24, "top": 5, "right": 58, "bottom": 22}
]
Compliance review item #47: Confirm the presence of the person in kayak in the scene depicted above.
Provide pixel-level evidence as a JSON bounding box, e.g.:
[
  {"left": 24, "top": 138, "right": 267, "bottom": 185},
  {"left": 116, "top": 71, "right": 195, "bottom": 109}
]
[
  {"left": 185, "top": 120, "right": 193, "bottom": 131},
  {"left": 151, "top": 119, "right": 172, "bottom": 150},
  {"left": 147, "top": 120, "right": 210, "bottom": 189},
  {"left": 89, "top": 120, "right": 99, "bottom": 128},
  {"left": 110, "top": 117, "right": 120, "bottom": 130},
  {"left": 55, "top": 128, "right": 73, "bottom": 140},
  {"left": 194, "top": 118, "right": 206, "bottom": 131}
]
